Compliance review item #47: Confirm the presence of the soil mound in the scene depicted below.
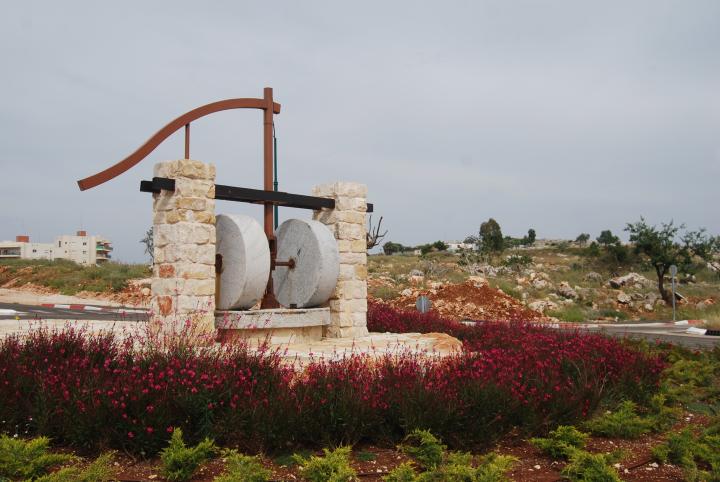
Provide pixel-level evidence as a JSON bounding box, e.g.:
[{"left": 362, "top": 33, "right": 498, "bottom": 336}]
[{"left": 382, "top": 281, "right": 545, "bottom": 322}]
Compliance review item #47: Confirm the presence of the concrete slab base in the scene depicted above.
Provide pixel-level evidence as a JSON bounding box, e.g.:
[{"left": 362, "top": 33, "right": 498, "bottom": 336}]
[
  {"left": 215, "top": 307, "right": 330, "bottom": 344},
  {"left": 263, "top": 332, "right": 463, "bottom": 365}
]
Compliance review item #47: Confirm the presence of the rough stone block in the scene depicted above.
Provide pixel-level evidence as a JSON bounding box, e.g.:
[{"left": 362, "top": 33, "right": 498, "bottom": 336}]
[
  {"left": 176, "top": 197, "right": 207, "bottom": 211},
  {"left": 335, "top": 222, "right": 365, "bottom": 240},
  {"left": 339, "top": 252, "right": 366, "bottom": 265},
  {"left": 334, "top": 182, "right": 367, "bottom": 197}
]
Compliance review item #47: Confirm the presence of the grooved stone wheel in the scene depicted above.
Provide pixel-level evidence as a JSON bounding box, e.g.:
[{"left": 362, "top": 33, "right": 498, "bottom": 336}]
[
  {"left": 216, "top": 214, "right": 270, "bottom": 310},
  {"left": 273, "top": 219, "right": 339, "bottom": 308}
]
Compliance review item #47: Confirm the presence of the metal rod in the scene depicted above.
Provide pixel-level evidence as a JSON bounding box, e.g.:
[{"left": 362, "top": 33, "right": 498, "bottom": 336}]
[
  {"left": 261, "top": 87, "right": 279, "bottom": 308},
  {"left": 140, "top": 177, "right": 374, "bottom": 212},
  {"left": 273, "top": 130, "right": 278, "bottom": 230},
  {"left": 671, "top": 275, "right": 676, "bottom": 322},
  {"left": 77, "top": 97, "right": 281, "bottom": 191},
  {"left": 184, "top": 123, "right": 190, "bottom": 159}
]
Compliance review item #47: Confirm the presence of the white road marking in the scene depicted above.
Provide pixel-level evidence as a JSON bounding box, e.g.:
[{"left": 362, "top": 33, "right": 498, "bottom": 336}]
[{"left": 0, "top": 309, "right": 24, "bottom": 315}]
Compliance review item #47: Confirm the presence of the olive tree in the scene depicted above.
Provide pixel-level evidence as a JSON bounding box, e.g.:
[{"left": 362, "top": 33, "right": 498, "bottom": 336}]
[
  {"left": 625, "top": 218, "right": 718, "bottom": 303},
  {"left": 477, "top": 218, "right": 504, "bottom": 261}
]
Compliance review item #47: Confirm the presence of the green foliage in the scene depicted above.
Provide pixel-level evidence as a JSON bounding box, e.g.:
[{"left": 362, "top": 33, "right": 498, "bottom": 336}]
[
  {"left": 526, "top": 229, "right": 536, "bottom": 245},
  {"left": 591, "top": 230, "right": 630, "bottom": 274},
  {"left": 386, "top": 450, "right": 516, "bottom": 482},
  {"left": 596, "top": 230, "right": 620, "bottom": 247},
  {"left": 140, "top": 227, "right": 154, "bottom": 262},
  {"left": 371, "top": 285, "right": 400, "bottom": 301},
  {"left": 576, "top": 233, "right": 591, "bottom": 245},
  {"left": 293, "top": 446, "right": 356, "bottom": 482},
  {"left": 0, "top": 434, "right": 76, "bottom": 480},
  {"left": 547, "top": 305, "right": 586, "bottom": 323},
  {"left": 355, "top": 451, "right": 377, "bottom": 462},
  {"left": 394, "top": 429, "right": 515, "bottom": 482},
  {"left": 432, "top": 241, "right": 448, "bottom": 252},
  {"left": 584, "top": 401, "right": 653, "bottom": 439},
  {"left": 561, "top": 450, "right": 622, "bottom": 482},
  {"left": 473, "top": 453, "right": 518, "bottom": 482},
  {"left": 530, "top": 425, "right": 588, "bottom": 460},
  {"left": 34, "top": 452, "right": 116, "bottom": 482},
  {"left": 160, "top": 428, "right": 217, "bottom": 482},
  {"left": 597, "top": 309, "right": 628, "bottom": 321},
  {"left": 661, "top": 353, "right": 719, "bottom": 407},
  {"left": 399, "top": 430, "right": 446, "bottom": 470},
  {"left": 626, "top": 218, "right": 718, "bottom": 301},
  {"left": 646, "top": 394, "right": 681, "bottom": 432},
  {"left": 652, "top": 427, "right": 720, "bottom": 482},
  {"left": 383, "top": 462, "right": 417, "bottom": 482},
  {"left": 383, "top": 242, "right": 406, "bottom": 255},
  {"left": 478, "top": 219, "right": 504, "bottom": 255},
  {"left": 215, "top": 453, "right": 271, "bottom": 482},
  {"left": 0, "top": 258, "right": 149, "bottom": 295},
  {"left": 501, "top": 254, "right": 533, "bottom": 271}
]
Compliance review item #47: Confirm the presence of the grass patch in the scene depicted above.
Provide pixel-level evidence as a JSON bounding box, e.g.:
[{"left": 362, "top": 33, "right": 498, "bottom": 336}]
[
  {"left": 547, "top": 305, "right": 587, "bottom": 323},
  {"left": 370, "top": 285, "right": 400, "bottom": 301},
  {"left": 355, "top": 450, "right": 377, "bottom": 462},
  {"left": 0, "top": 259, "right": 149, "bottom": 295}
]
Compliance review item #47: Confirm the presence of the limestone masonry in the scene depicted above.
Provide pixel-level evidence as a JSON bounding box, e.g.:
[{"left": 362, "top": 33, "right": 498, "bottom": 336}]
[
  {"left": 151, "top": 159, "right": 216, "bottom": 336},
  {"left": 150, "top": 159, "right": 370, "bottom": 341},
  {"left": 312, "top": 182, "right": 369, "bottom": 338}
]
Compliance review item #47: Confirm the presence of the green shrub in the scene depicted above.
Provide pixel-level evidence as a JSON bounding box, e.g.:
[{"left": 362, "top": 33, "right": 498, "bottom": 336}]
[
  {"left": 215, "top": 453, "right": 270, "bottom": 482},
  {"left": 383, "top": 462, "right": 417, "bottom": 482},
  {"left": 652, "top": 428, "right": 696, "bottom": 468},
  {"left": 390, "top": 450, "right": 517, "bottom": 482},
  {"left": 34, "top": 452, "right": 116, "bottom": 482},
  {"left": 647, "top": 394, "right": 681, "bottom": 432},
  {"left": 502, "top": 254, "right": 533, "bottom": 271},
  {"left": 530, "top": 425, "right": 588, "bottom": 459},
  {"left": 597, "top": 309, "right": 628, "bottom": 321},
  {"left": 561, "top": 450, "right": 621, "bottom": 482},
  {"left": 474, "top": 453, "right": 517, "bottom": 482},
  {"left": 0, "top": 434, "right": 76, "bottom": 480},
  {"left": 160, "top": 428, "right": 217, "bottom": 482},
  {"left": 584, "top": 401, "right": 653, "bottom": 439},
  {"left": 293, "top": 446, "right": 356, "bottom": 482},
  {"left": 652, "top": 427, "right": 720, "bottom": 482},
  {"left": 399, "top": 430, "right": 446, "bottom": 470}
]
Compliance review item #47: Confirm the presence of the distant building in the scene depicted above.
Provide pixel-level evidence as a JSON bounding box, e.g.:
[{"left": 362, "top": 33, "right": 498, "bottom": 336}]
[
  {"left": 445, "top": 241, "right": 475, "bottom": 253},
  {"left": 0, "top": 231, "right": 112, "bottom": 266}
]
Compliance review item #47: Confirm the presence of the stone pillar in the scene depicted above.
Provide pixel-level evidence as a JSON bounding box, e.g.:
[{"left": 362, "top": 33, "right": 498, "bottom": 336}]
[
  {"left": 151, "top": 159, "right": 216, "bottom": 338},
  {"left": 312, "top": 182, "right": 369, "bottom": 338}
]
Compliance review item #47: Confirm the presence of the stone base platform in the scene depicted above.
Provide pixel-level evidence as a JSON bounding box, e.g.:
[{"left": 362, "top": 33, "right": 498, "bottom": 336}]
[
  {"left": 252, "top": 331, "right": 463, "bottom": 365},
  {"left": 215, "top": 307, "right": 330, "bottom": 344}
]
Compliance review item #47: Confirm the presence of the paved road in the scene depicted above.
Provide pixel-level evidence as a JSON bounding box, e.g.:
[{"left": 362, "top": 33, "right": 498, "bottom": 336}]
[
  {"left": 586, "top": 324, "right": 719, "bottom": 350},
  {"left": 0, "top": 302, "right": 148, "bottom": 322},
  {"left": 1, "top": 303, "right": 717, "bottom": 349}
]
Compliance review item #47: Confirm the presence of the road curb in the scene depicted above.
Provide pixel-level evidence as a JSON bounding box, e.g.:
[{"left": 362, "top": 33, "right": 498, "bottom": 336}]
[{"left": 39, "top": 303, "right": 147, "bottom": 314}]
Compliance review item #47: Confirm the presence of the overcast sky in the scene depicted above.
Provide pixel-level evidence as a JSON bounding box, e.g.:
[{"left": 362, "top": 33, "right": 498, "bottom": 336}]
[{"left": 1, "top": 1, "right": 718, "bottom": 263}]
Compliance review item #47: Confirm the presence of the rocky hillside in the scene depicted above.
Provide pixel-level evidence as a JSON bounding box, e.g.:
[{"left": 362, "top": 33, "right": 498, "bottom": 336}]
[{"left": 369, "top": 247, "right": 719, "bottom": 323}]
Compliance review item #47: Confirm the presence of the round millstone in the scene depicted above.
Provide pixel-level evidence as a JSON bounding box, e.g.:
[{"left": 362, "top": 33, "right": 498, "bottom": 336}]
[
  {"left": 216, "top": 214, "right": 270, "bottom": 310},
  {"left": 273, "top": 218, "right": 339, "bottom": 308}
]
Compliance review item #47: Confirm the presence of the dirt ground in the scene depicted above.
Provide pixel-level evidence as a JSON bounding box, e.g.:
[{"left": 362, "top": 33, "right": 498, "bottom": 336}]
[
  {"left": 83, "top": 413, "right": 710, "bottom": 481},
  {"left": 379, "top": 280, "right": 546, "bottom": 322}
]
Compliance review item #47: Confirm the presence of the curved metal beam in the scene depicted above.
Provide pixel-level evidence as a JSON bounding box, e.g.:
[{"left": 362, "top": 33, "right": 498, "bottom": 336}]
[{"left": 77, "top": 97, "right": 281, "bottom": 191}]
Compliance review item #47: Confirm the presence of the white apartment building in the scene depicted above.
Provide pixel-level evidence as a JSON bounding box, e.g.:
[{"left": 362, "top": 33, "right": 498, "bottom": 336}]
[
  {"left": 0, "top": 231, "right": 112, "bottom": 266},
  {"left": 446, "top": 241, "right": 475, "bottom": 252}
]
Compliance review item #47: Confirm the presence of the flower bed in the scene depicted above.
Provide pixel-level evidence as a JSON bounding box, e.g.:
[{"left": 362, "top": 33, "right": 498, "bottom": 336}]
[{"left": 0, "top": 308, "right": 664, "bottom": 456}]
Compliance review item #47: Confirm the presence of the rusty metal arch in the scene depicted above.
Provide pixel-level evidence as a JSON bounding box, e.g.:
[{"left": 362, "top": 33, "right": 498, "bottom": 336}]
[{"left": 77, "top": 96, "right": 281, "bottom": 191}]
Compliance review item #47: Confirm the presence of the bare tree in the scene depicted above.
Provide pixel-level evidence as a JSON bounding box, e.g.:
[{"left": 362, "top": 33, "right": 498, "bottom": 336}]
[
  {"left": 366, "top": 215, "right": 388, "bottom": 250},
  {"left": 140, "top": 227, "right": 154, "bottom": 263}
]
